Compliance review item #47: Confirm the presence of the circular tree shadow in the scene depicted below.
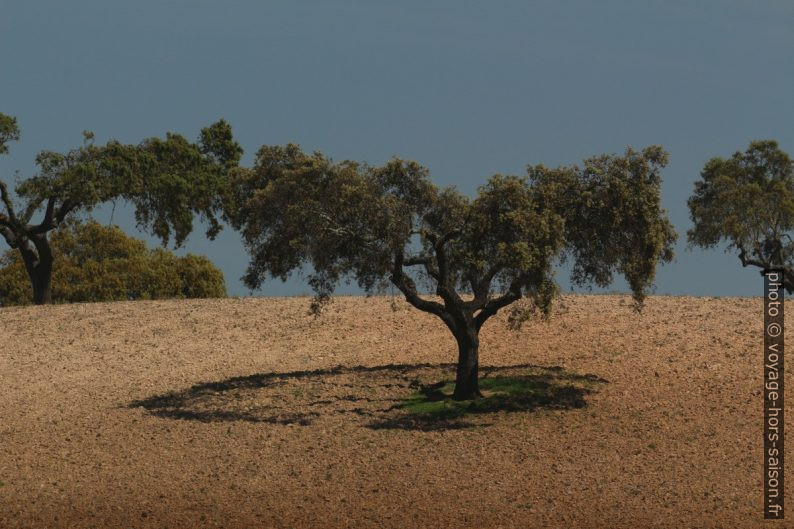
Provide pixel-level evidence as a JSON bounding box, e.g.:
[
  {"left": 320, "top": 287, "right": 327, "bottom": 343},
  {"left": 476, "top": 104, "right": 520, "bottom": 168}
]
[{"left": 129, "top": 363, "right": 607, "bottom": 432}]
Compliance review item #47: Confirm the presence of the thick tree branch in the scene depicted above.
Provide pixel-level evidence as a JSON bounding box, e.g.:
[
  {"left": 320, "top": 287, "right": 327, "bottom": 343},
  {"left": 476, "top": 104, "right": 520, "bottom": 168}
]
[
  {"left": 738, "top": 246, "right": 769, "bottom": 269},
  {"left": 18, "top": 238, "right": 40, "bottom": 275},
  {"left": 738, "top": 245, "right": 794, "bottom": 293},
  {"left": 0, "top": 180, "right": 18, "bottom": 225},
  {"left": 424, "top": 229, "right": 463, "bottom": 308},
  {"left": 474, "top": 273, "right": 528, "bottom": 330},
  {"left": 434, "top": 229, "right": 461, "bottom": 248},
  {"left": 25, "top": 198, "right": 76, "bottom": 235},
  {"left": 402, "top": 254, "right": 441, "bottom": 282},
  {"left": 42, "top": 197, "right": 55, "bottom": 226},
  {"left": 391, "top": 252, "right": 455, "bottom": 331},
  {"left": 29, "top": 233, "right": 53, "bottom": 266},
  {"left": 20, "top": 198, "right": 45, "bottom": 225},
  {"left": 402, "top": 255, "right": 431, "bottom": 266},
  {"left": 26, "top": 198, "right": 57, "bottom": 235},
  {"left": 55, "top": 199, "right": 73, "bottom": 224},
  {"left": 0, "top": 225, "right": 17, "bottom": 247},
  {"left": 464, "top": 263, "right": 503, "bottom": 311}
]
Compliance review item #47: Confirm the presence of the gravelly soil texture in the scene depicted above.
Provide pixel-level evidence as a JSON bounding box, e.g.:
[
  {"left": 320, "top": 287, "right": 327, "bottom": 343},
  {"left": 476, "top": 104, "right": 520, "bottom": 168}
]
[{"left": 0, "top": 295, "right": 788, "bottom": 528}]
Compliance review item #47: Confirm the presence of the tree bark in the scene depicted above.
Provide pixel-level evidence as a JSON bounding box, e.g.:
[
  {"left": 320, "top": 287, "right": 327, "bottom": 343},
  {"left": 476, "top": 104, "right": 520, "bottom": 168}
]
[
  {"left": 30, "top": 264, "right": 53, "bottom": 304},
  {"left": 20, "top": 235, "right": 54, "bottom": 305},
  {"left": 452, "top": 324, "right": 481, "bottom": 400}
]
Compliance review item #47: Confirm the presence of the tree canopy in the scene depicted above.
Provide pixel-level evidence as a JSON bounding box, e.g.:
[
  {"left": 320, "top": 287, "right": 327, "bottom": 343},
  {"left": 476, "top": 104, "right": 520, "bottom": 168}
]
[
  {"left": 227, "top": 143, "right": 676, "bottom": 399},
  {"left": 0, "top": 113, "right": 240, "bottom": 303},
  {"left": 0, "top": 219, "right": 226, "bottom": 305},
  {"left": 688, "top": 140, "right": 794, "bottom": 291}
]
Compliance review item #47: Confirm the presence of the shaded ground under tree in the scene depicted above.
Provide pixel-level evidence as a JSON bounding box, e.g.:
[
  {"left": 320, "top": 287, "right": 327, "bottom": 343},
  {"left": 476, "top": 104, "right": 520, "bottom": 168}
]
[{"left": 129, "top": 363, "right": 607, "bottom": 431}]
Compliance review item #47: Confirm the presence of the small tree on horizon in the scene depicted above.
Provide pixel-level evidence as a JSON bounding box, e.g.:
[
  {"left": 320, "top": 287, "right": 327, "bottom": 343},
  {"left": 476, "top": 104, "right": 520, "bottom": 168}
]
[
  {"left": 688, "top": 140, "right": 794, "bottom": 292},
  {"left": 0, "top": 113, "right": 241, "bottom": 304},
  {"left": 226, "top": 143, "right": 677, "bottom": 400}
]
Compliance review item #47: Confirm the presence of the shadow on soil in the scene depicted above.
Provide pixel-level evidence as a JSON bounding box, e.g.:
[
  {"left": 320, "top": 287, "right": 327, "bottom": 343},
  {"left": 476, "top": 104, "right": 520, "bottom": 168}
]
[{"left": 129, "top": 363, "right": 608, "bottom": 432}]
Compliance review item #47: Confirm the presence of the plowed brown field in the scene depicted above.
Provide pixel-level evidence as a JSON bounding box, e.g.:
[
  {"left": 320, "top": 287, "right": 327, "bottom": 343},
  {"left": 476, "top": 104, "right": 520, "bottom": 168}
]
[{"left": 0, "top": 295, "right": 787, "bottom": 528}]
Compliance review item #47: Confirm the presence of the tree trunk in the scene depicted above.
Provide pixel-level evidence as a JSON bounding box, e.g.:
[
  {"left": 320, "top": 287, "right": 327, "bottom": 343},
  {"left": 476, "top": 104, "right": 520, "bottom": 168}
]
[
  {"left": 20, "top": 235, "right": 54, "bottom": 305},
  {"left": 31, "top": 264, "right": 53, "bottom": 304},
  {"left": 452, "top": 324, "right": 481, "bottom": 400}
]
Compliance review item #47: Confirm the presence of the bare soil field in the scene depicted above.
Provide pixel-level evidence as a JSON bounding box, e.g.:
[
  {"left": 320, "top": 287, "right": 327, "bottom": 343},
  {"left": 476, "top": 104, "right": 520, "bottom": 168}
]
[{"left": 0, "top": 295, "right": 789, "bottom": 528}]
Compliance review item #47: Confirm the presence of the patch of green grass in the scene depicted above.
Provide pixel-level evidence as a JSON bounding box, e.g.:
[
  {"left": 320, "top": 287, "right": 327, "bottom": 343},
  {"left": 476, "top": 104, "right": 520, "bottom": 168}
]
[
  {"left": 399, "top": 382, "right": 464, "bottom": 419},
  {"left": 398, "top": 371, "right": 599, "bottom": 422}
]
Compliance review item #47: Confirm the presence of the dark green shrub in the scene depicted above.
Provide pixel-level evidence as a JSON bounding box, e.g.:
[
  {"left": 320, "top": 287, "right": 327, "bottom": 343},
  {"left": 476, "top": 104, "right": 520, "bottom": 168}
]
[{"left": 0, "top": 220, "right": 226, "bottom": 305}]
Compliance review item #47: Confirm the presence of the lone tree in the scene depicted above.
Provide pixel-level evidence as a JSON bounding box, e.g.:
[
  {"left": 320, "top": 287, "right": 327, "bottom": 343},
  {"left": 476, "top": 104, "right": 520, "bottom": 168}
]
[
  {"left": 0, "top": 113, "right": 240, "bottom": 304},
  {"left": 0, "top": 219, "right": 226, "bottom": 305},
  {"left": 227, "top": 144, "right": 677, "bottom": 400},
  {"left": 688, "top": 140, "right": 794, "bottom": 292}
]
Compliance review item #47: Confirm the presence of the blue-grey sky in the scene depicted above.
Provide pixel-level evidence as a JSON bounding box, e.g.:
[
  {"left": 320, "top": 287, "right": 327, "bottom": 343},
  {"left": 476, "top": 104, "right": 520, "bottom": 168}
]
[{"left": 2, "top": 0, "right": 792, "bottom": 297}]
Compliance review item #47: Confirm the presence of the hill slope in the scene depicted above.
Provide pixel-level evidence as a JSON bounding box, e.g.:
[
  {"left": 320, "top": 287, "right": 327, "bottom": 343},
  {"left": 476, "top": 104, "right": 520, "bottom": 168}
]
[{"left": 0, "top": 295, "right": 785, "bottom": 528}]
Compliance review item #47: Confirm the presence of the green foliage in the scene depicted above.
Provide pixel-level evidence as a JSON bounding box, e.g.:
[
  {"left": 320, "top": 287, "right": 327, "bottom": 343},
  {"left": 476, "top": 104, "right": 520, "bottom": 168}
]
[
  {"left": 127, "top": 122, "right": 240, "bottom": 247},
  {"left": 688, "top": 140, "right": 794, "bottom": 290},
  {"left": 226, "top": 146, "right": 408, "bottom": 300},
  {"left": 529, "top": 145, "right": 677, "bottom": 308},
  {"left": 228, "top": 143, "right": 676, "bottom": 319},
  {"left": 0, "top": 114, "right": 20, "bottom": 155},
  {"left": 0, "top": 111, "right": 239, "bottom": 304},
  {"left": 7, "top": 119, "right": 240, "bottom": 248},
  {"left": 199, "top": 119, "right": 243, "bottom": 170},
  {"left": 176, "top": 253, "right": 227, "bottom": 299},
  {"left": 0, "top": 220, "right": 226, "bottom": 305}
]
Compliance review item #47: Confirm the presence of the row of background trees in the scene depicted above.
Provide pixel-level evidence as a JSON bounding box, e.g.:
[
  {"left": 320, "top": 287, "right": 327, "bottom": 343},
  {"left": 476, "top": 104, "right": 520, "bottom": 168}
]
[
  {"left": 0, "top": 220, "right": 225, "bottom": 305},
  {"left": 1, "top": 111, "right": 791, "bottom": 398},
  {"left": 0, "top": 113, "right": 238, "bottom": 304}
]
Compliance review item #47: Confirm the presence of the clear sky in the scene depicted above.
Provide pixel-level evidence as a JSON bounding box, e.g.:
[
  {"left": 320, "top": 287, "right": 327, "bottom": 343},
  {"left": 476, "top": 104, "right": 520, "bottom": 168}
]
[{"left": 1, "top": 0, "right": 792, "bottom": 297}]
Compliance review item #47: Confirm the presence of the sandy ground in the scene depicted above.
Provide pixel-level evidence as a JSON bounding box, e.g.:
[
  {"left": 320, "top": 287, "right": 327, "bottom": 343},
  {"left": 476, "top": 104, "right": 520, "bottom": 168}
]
[{"left": 0, "top": 294, "right": 789, "bottom": 528}]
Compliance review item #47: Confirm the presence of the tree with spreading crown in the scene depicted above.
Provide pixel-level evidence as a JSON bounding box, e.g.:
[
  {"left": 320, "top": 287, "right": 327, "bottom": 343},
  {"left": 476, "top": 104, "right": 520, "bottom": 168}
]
[{"left": 226, "top": 143, "right": 677, "bottom": 400}]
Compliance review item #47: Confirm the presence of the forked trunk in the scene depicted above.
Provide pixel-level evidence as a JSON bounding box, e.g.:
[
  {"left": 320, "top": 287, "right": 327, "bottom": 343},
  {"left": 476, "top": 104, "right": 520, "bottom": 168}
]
[{"left": 452, "top": 325, "right": 480, "bottom": 400}]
